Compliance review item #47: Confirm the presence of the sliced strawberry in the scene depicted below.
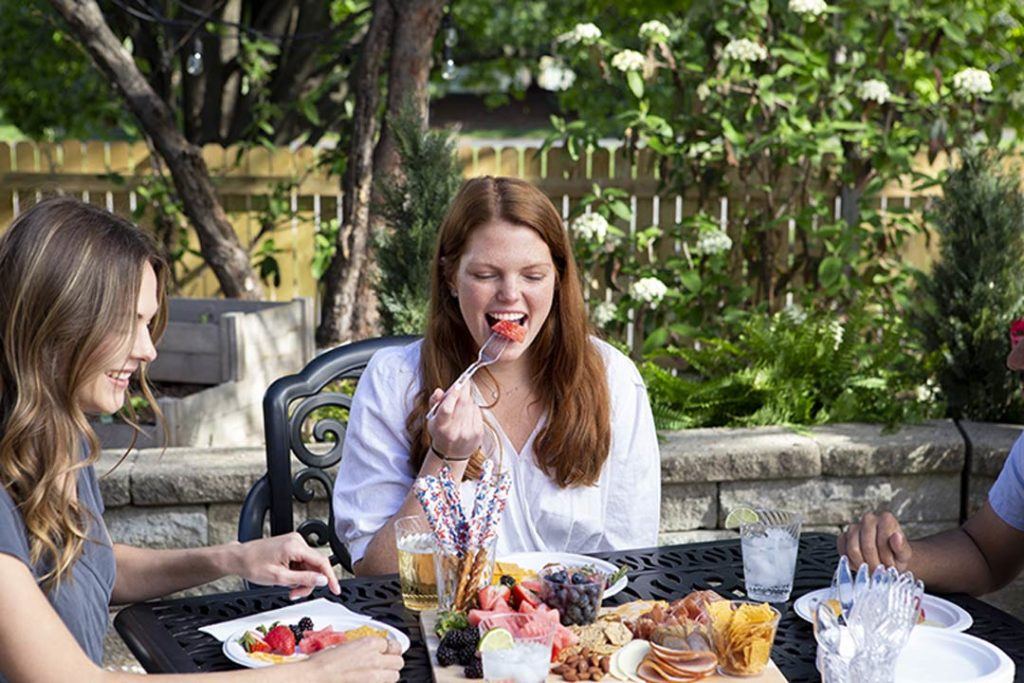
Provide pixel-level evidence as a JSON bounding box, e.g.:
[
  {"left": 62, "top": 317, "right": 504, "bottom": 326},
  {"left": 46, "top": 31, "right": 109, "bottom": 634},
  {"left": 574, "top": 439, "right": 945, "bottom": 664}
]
[
  {"left": 520, "top": 579, "right": 543, "bottom": 594},
  {"left": 264, "top": 624, "right": 296, "bottom": 655},
  {"left": 238, "top": 631, "right": 271, "bottom": 654}
]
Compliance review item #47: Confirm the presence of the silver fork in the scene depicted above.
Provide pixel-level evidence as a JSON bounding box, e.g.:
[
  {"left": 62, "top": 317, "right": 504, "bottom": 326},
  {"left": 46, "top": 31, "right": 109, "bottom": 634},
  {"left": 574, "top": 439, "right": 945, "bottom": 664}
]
[{"left": 426, "top": 331, "right": 510, "bottom": 421}]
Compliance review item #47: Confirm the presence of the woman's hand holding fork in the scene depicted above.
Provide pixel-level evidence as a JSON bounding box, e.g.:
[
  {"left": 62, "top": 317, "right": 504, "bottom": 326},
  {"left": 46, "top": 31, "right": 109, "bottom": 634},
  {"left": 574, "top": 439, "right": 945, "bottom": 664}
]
[{"left": 427, "top": 380, "right": 484, "bottom": 463}]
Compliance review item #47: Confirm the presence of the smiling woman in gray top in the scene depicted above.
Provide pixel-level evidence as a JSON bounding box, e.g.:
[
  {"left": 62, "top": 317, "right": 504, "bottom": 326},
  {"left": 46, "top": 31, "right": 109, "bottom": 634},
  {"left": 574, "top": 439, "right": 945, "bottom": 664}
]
[{"left": 0, "top": 199, "right": 403, "bottom": 683}]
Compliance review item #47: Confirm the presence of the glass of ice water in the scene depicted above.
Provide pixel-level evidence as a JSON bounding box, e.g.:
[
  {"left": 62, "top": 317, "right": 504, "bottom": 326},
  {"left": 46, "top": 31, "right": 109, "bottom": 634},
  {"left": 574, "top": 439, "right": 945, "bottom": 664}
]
[
  {"left": 478, "top": 613, "right": 556, "bottom": 683},
  {"left": 739, "top": 509, "right": 802, "bottom": 603}
]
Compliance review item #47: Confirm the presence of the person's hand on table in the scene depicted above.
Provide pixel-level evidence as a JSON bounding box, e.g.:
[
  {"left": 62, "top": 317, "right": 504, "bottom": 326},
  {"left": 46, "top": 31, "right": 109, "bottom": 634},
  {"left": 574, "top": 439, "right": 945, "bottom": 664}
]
[
  {"left": 838, "top": 511, "right": 913, "bottom": 572},
  {"left": 233, "top": 532, "right": 341, "bottom": 599},
  {"left": 304, "top": 636, "right": 404, "bottom": 682},
  {"left": 427, "top": 380, "right": 484, "bottom": 462}
]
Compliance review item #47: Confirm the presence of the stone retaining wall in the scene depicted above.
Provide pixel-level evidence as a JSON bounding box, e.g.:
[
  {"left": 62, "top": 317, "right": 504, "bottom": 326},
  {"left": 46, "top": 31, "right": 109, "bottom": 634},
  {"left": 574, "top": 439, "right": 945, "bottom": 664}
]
[{"left": 100, "top": 419, "right": 1023, "bottom": 576}]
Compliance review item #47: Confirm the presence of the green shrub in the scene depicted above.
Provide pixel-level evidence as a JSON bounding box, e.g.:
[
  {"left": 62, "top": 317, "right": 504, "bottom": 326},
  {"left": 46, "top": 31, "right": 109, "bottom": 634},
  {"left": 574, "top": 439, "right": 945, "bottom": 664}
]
[
  {"left": 914, "top": 151, "right": 1024, "bottom": 422},
  {"left": 375, "top": 105, "right": 462, "bottom": 335},
  {"left": 642, "top": 306, "right": 940, "bottom": 430}
]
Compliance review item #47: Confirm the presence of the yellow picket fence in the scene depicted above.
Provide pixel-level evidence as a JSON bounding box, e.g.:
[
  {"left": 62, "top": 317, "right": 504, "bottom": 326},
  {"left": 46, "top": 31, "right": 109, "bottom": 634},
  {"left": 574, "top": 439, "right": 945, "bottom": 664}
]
[{"left": 0, "top": 139, "right": 943, "bottom": 309}]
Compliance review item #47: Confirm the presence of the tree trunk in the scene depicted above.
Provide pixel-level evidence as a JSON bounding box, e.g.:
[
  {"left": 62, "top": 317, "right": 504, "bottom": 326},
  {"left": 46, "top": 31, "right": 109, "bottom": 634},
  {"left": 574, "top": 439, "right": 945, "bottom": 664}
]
[
  {"left": 48, "top": 0, "right": 262, "bottom": 299},
  {"left": 316, "top": 0, "right": 395, "bottom": 346},
  {"left": 374, "top": 0, "right": 446, "bottom": 177},
  {"left": 348, "top": 0, "right": 446, "bottom": 339}
]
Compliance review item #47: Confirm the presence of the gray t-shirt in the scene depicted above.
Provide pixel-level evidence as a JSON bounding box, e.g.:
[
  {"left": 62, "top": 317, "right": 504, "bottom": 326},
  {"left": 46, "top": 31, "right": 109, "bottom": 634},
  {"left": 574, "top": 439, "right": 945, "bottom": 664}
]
[{"left": 0, "top": 464, "right": 115, "bottom": 670}]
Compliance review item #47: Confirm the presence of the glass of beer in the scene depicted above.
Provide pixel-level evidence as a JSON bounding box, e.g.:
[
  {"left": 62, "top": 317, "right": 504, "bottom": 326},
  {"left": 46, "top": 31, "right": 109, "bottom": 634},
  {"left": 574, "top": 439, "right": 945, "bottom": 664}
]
[{"left": 395, "top": 515, "right": 438, "bottom": 611}]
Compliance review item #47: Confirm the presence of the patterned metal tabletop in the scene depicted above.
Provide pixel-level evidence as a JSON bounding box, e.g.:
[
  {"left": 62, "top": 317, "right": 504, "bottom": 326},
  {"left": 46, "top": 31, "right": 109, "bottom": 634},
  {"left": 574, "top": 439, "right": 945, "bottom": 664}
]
[{"left": 114, "top": 533, "right": 1024, "bottom": 682}]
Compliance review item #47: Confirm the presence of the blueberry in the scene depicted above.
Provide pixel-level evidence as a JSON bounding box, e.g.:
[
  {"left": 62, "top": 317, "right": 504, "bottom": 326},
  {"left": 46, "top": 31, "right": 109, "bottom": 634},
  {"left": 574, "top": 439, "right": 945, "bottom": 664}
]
[
  {"left": 549, "top": 570, "right": 568, "bottom": 584},
  {"left": 571, "top": 572, "right": 588, "bottom": 585}
]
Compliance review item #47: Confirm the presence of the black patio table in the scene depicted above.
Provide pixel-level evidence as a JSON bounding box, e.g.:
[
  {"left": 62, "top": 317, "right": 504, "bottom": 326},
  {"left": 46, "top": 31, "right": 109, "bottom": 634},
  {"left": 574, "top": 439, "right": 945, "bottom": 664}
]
[{"left": 114, "top": 533, "right": 1024, "bottom": 682}]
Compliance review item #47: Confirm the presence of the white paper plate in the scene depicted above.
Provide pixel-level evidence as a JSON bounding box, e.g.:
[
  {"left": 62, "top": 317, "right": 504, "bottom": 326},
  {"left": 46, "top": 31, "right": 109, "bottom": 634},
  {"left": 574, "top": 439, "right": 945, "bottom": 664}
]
[
  {"left": 793, "top": 587, "right": 973, "bottom": 632},
  {"left": 223, "top": 617, "right": 410, "bottom": 668},
  {"left": 895, "top": 627, "right": 1014, "bottom": 682},
  {"left": 497, "top": 551, "right": 627, "bottom": 598}
]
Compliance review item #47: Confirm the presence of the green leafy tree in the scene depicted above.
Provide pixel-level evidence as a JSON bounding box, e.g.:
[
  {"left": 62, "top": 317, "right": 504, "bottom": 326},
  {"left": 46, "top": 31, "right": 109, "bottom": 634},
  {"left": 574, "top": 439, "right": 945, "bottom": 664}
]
[
  {"left": 915, "top": 150, "right": 1024, "bottom": 421},
  {"left": 375, "top": 106, "right": 462, "bottom": 334},
  {"left": 522, "top": 1, "right": 1024, "bottom": 352}
]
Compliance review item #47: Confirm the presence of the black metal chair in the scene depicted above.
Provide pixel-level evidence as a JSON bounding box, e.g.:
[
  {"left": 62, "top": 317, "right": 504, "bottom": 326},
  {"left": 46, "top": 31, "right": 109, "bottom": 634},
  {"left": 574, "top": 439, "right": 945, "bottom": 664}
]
[{"left": 237, "top": 335, "right": 418, "bottom": 577}]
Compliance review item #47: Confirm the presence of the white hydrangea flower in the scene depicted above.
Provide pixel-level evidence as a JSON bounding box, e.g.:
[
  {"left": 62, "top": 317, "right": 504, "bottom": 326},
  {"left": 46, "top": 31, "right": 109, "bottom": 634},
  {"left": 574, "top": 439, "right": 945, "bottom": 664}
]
[
  {"left": 1009, "top": 90, "right": 1024, "bottom": 109},
  {"left": 831, "top": 321, "right": 845, "bottom": 350},
  {"left": 591, "top": 301, "right": 618, "bottom": 327},
  {"left": 723, "top": 38, "right": 768, "bottom": 63},
  {"left": 952, "top": 67, "right": 993, "bottom": 98},
  {"left": 788, "top": 0, "right": 828, "bottom": 19},
  {"left": 857, "top": 79, "right": 892, "bottom": 104},
  {"left": 696, "top": 83, "right": 712, "bottom": 101},
  {"left": 558, "top": 22, "right": 602, "bottom": 47},
  {"left": 611, "top": 49, "right": 646, "bottom": 73},
  {"left": 639, "top": 20, "right": 671, "bottom": 43},
  {"left": 572, "top": 213, "right": 609, "bottom": 243},
  {"left": 630, "top": 277, "right": 669, "bottom": 305},
  {"left": 780, "top": 304, "right": 808, "bottom": 325},
  {"left": 915, "top": 379, "right": 939, "bottom": 403},
  {"left": 694, "top": 228, "right": 733, "bottom": 255},
  {"left": 537, "top": 56, "right": 577, "bottom": 91}
]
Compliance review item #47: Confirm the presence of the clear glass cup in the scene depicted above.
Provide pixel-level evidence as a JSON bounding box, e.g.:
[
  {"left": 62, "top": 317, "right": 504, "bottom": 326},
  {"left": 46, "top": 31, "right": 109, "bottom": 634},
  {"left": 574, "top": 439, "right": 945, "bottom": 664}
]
[
  {"left": 394, "top": 515, "right": 438, "bottom": 611},
  {"left": 708, "top": 600, "right": 781, "bottom": 677},
  {"left": 538, "top": 564, "right": 606, "bottom": 626},
  {"left": 433, "top": 535, "right": 497, "bottom": 612},
  {"left": 478, "top": 612, "right": 556, "bottom": 683},
  {"left": 739, "top": 509, "right": 802, "bottom": 602}
]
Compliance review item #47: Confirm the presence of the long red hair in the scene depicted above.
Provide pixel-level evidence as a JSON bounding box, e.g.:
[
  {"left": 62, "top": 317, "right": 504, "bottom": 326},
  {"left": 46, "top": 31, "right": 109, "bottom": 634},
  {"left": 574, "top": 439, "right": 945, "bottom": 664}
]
[{"left": 405, "top": 177, "right": 611, "bottom": 487}]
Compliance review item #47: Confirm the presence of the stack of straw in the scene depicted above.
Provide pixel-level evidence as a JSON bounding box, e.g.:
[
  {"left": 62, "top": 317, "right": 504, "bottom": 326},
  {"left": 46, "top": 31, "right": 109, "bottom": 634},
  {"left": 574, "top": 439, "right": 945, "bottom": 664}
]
[{"left": 414, "top": 460, "right": 511, "bottom": 611}]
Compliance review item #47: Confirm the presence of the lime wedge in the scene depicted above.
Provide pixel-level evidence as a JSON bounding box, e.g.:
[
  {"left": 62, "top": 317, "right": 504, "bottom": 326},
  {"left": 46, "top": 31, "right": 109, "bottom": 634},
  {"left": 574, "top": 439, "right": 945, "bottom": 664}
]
[
  {"left": 724, "top": 507, "right": 760, "bottom": 528},
  {"left": 477, "top": 627, "right": 515, "bottom": 653}
]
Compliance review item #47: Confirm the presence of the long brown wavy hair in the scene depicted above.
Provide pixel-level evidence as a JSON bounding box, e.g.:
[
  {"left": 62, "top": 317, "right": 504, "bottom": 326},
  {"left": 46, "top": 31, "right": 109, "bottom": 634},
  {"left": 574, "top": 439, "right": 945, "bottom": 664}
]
[
  {"left": 405, "top": 177, "right": 611, "bottom": 487},
  {"left": 0, "top": 198, "right": 168, "bottom": 588}
]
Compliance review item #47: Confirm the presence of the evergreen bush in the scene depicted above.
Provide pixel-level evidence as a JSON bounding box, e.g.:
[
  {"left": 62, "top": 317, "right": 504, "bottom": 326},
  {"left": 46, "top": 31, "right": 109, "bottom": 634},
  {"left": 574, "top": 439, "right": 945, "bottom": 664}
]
[
  {"left": 915, "top": 151, "right": 1024, "bottom": 422},
  {"left": 375, "top": 106, "right": 462, "bottom": 335}
]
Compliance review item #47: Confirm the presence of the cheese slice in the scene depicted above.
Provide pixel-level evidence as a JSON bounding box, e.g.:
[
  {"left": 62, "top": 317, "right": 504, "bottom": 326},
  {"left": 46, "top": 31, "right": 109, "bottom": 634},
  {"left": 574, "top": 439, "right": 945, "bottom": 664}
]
[{"left": 615, "top": 640, "right": 651, "bottom": 682}]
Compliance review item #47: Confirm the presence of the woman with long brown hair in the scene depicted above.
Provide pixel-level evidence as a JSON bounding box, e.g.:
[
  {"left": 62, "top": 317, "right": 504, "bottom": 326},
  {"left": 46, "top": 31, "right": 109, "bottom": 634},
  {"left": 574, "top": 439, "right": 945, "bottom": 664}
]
[
  {"left": 334, "top": 177, "right": 660, "bottom": 575},
  {"left": 0, "top": 198, "right": 402, "bottom": 682}
]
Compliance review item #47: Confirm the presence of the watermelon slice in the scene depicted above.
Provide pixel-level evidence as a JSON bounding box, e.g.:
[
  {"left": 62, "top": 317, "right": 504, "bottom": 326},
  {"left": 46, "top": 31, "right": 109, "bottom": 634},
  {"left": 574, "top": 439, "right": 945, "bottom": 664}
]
[
  {"left": 478, "top": 585, "right": 511, "bottom": 611},
  {"left": 300, "top": 627, "right": 347, "bottom": 653},
  {"left": 491, "top": 319, "right": 526, "bottom": 343}
]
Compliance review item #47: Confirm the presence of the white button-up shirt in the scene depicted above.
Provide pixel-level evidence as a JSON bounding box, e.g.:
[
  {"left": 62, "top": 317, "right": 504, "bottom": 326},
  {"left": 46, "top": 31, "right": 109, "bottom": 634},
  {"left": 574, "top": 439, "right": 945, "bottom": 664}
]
[{"left": 332, "top": 338, "right": 661, "bottom": 565}]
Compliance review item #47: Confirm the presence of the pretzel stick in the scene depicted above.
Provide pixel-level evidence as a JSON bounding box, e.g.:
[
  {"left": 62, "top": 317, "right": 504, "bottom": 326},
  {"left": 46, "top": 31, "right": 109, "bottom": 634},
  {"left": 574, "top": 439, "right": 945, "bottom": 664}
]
[{"left": 453, "top": 552, "right": 476, "bottom": 609}]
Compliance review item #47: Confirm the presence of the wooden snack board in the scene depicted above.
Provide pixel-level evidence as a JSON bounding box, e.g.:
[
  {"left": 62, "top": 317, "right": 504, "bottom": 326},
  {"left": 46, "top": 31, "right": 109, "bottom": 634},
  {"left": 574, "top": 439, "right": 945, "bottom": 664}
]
[{"left": 419, "top": 610, "right": 787, "bottom": 682}]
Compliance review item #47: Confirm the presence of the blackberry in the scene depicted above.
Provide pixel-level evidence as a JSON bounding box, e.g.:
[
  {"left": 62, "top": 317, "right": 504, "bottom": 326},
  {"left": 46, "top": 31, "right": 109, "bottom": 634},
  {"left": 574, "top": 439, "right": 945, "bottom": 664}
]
[
  {"left": 436, "top": 643, "right": 458, "bottom": 667},
  {"left": 441, "top": 626, "right": 479, "bottom": 652},
  {"left": 297, "top": 617, "right": 314, "bottom": 633},
  {"left": 499, "top": 574, "right": 516, "bottom": 587},
  {"left": 463, "top": 657, "right": 484, "bottom": 679},
  {"left": 289, "top": 624, "right": 303, "bottom": 642},
  {"left": 456, "top": 644, "right": 477, "bottom": 666}
]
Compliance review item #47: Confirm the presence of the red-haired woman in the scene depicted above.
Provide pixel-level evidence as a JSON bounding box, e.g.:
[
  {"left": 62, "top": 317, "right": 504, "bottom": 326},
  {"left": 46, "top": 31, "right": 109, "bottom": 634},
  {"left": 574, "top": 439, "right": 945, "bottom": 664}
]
[{"left": 333, "top": 177, "right": 660, "bottom": 576}]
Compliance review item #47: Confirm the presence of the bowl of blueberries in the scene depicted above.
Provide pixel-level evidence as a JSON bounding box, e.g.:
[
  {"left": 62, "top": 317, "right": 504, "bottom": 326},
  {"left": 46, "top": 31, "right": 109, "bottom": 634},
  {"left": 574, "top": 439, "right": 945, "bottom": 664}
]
[{"left": 538, "top": 564, "right": 608, "bottom": 626}]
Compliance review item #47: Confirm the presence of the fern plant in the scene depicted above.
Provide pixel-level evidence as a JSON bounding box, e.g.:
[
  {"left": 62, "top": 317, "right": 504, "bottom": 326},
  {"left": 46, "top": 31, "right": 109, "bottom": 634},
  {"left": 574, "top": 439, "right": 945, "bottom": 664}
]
[{"left": 642, "top": 307, "right": 940, "bottom": 430}]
